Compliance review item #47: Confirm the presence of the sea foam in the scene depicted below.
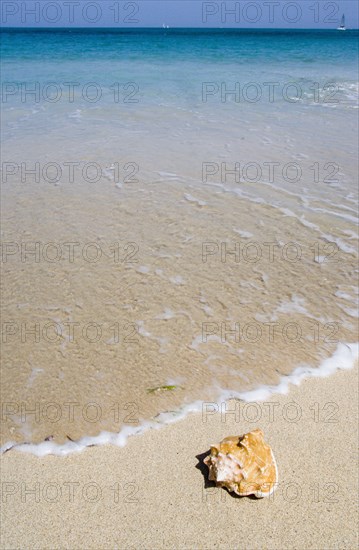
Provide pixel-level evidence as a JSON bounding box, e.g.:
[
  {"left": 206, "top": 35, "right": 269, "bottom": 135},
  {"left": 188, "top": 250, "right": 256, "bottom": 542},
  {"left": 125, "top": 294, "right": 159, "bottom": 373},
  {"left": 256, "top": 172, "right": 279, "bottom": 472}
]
[{"left": 2, "top": 342, "right": 357, "bottom": 457}]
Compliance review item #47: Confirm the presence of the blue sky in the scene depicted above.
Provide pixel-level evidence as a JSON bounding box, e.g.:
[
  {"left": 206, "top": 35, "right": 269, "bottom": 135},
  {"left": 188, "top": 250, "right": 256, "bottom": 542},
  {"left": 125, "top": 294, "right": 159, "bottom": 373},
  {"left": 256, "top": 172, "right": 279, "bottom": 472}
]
[{"left": 1, "top": 1, "right": 358, "bottom": 29}]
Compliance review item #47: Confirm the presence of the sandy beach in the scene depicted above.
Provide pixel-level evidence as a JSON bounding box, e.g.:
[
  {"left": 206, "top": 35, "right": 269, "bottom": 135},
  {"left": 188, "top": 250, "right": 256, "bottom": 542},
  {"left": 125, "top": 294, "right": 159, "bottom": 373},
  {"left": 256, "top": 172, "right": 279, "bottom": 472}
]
[
  {"left": 1, "top": 26, "right": 358, "bottom": 550},
  {"left": 1, "top": 363, "right": 357, "bottom": 549}
]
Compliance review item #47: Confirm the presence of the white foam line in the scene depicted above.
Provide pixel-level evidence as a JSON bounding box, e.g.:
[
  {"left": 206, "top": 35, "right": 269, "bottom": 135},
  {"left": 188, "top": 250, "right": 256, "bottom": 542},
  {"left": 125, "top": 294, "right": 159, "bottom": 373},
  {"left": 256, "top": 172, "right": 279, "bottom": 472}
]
[
  {"left": 230, "top": 342, "right": 358, "bottom": 402},
  {"left": 1, "top": 342, "right": 357, "bottom": 457}
]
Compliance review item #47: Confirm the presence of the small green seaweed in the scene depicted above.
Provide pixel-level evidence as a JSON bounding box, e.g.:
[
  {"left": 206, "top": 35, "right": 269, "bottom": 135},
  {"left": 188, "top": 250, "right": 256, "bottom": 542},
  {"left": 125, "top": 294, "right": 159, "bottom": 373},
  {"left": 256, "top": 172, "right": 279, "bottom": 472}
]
[{"left": 147, "top": 385, "right": 183, "bottom": 394}]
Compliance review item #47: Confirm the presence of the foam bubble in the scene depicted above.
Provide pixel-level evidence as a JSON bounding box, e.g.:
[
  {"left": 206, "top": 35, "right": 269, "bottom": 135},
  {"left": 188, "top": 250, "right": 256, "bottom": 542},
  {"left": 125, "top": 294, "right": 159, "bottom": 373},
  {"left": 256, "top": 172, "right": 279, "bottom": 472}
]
[
  {"left": 169, "top": 275, "right": 185, "bottom": 285},
  {"left": 184, "top": 193, "right": 207, "bottom": 207},
  {"left": 276, "top": 295, "right": 308, "bottom": 315},
  {"left": 137, "top": 266, "right": 150, "bottom": 274},
  {"left": 233, "top": 228, "right": 254, "bottom": 239},
  {"left": 155, "top": 308, "right": 175, "bottom": 320}
]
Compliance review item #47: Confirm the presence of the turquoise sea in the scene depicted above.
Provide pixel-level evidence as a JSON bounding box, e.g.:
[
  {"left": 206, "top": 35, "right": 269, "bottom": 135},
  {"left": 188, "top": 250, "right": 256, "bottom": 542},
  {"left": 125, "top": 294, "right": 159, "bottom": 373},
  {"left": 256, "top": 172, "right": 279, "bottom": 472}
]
[{"left": 1, "top": 29, "right": 358, "bottom": 194}]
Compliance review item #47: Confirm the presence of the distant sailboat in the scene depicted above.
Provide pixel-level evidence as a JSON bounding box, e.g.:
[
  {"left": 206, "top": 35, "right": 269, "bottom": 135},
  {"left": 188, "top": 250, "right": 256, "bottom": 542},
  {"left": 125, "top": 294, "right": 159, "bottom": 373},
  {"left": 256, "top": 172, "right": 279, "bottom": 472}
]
[{"left": 337, "top": 14, "right": 346, "bottom": 31}]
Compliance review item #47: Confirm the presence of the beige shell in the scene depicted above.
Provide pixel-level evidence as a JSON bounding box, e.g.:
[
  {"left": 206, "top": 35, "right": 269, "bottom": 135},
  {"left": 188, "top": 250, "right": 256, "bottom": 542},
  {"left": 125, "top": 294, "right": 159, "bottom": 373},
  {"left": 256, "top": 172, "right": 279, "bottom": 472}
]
[{"left": 204, "top": 428, "right": 278, "bottom": 498}]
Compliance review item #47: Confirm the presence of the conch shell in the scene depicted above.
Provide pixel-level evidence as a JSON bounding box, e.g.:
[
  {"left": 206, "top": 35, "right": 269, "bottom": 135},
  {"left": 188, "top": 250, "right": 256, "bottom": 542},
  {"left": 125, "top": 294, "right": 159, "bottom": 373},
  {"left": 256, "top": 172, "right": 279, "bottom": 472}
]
[{"left": 204, "top": 428, "right": 278, "bottom": 498}]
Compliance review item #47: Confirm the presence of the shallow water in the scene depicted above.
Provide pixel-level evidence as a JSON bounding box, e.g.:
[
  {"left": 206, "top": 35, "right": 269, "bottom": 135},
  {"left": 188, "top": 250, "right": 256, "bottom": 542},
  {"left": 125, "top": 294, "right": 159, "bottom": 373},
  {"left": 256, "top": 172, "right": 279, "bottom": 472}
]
[{"left": 1, "top": 29, "right": 358, "bottom": 448}]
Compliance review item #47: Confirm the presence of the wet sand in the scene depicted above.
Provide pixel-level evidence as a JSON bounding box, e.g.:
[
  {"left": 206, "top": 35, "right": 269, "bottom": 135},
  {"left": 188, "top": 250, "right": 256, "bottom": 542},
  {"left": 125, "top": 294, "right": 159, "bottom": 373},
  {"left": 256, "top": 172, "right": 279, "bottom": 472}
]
[{"left": 2, "top": 178, "right": 358, "bottom": 447}]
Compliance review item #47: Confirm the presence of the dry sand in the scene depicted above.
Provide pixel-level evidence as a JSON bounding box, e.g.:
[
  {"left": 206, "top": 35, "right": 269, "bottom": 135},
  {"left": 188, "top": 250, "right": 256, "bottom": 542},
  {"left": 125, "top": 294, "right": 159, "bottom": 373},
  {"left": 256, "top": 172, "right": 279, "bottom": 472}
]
[{"left": 1, "top": 364, "right": 358, "bottom": 550}]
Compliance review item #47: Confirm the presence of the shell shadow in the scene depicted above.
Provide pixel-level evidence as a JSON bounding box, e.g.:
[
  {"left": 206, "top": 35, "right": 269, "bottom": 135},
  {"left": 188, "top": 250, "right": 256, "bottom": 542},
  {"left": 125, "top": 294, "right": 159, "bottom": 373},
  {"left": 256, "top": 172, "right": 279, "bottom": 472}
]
[{"left": 195, "top": 450, "right": 216, "bottom": 489}]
